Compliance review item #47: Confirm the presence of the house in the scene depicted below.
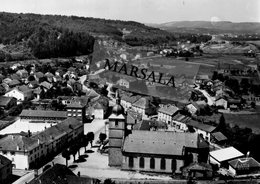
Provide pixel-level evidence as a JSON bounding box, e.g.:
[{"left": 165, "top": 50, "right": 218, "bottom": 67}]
[
  {"left": 45, "top": 72, "right": 54, "bottom": 83},
  {"left": 8, "top": 79, "right": 21, "bottom": 88},
  {"left": 133, "top": 119, "right": 168, "bottom": 131},
  {"left": 16, "top": 69, "right": 28, "bottom": 79},
  {"left": 209, "top": 147, "right": 244, "bottom": 168},
  {"left": 132, "top": 97, "right": 156, "bottom": 118},
  {"left": 195, "top": 74, "right": 210, "bottom": 84},
  {"left": 116, "top": 79, "right": 130, "bottom": 89},
  {"left": 126, "top": 109, "right": 142, "bottom": 130},
  {"left": 40, "top": 81, "right": 52, "bottom": 92},
  {"left": 28, "top": 80, "right": 39, "bottom": 89},
  {"left": 92, "top": 102, "right": 104, "bottom": 119},
  {"left": 186, "top": 101, "right": 207, "bottom": 115},
  {"left": 158, "top": 104, "right": 179, "bottom": 125},
  {"left": 20, "top": 110, "right": 67, "bottom": 123},
  {"left": 5, "top": 85, "right": 33, "bottom": 102},
  {"left": 0, "top": 118, "right": 83, "bottom": 170},
  {"left": 120, "top": 94, "right": 141, "bottom": 110},
  {"left": 0, "top": 134, "right": 40, "bottom": 169},
  {"left": 34, "top": 72, "right": 45, "bottom": 81},
  {"left": 186, "top": 120, "right": 217, "bottom": 142},
  {"left": 66, "top": 101, "right": 86, "bottom": 123},
  {"left": 182, "top": 162, "right": 213, "bottom": 179},
  {"left": 29, "top": 164, "right": 97, "bottom": 184},
  {"left": 170, "top": 113, "right": 191, "bottom": 132},
  {"left": 0, "top": 155, "right": 12, "bottom": 183},
  {"left": 0, "top": 96, "right": 17, "bottom": 110},
  {"left": 227, "top": 98, "right": 242, "bottom": 110},
  {"left": 228, "top": 157, "right": 260, "bottom": 176},
  {"left": 215, "top": 96, "right": 228, "bottom": 109},
  {"left": 211, "top": 132, "right": 227, "bottom": 144},
  {"left": 121, "top": 131, "right": 209, "bottom": 174}
]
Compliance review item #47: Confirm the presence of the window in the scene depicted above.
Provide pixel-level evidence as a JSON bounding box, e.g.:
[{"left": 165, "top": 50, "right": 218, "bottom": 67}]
[
  {"left": 139, "top": 157, "right": 144, "bottom": 168},
  {"left": 150, "top": 157, "right": 155, "bottom": 169},
  {"left": 129, "top": 157, "right": 134, "bottom": 168},
  {"left": 78, "top": 114, "right": 82, "bottom": 117},
  {"left": 77, "top": 109, "right": 82, "bottom": 112},
  {"left": 68, "top": 113, "right": 71, "bottom": 117},
  {"left": 115, "top": 120, "right": 118, "bottom": 126},
  {"left": 171, "top": 159, "right": 176, "bottom": 172},
  {"left": 68, "top": 109, "right": 72, "bottom": 111},
  {"left": 73, "top": 114, "right": 76, "bottom": 117},
  {"left": 160, "top": 158, "right": 166, "bottom": 170}
]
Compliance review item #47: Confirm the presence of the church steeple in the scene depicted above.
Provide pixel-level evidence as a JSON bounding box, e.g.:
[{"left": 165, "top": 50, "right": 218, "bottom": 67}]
[{"left": 112, "top": 90, "right": 124, "bottom": 116}]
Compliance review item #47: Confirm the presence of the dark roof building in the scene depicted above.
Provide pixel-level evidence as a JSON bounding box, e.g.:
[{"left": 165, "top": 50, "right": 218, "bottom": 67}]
[
  {"left": 0, "top": 96, "right": 17, "bottom": 110},
  {"left": 20, "top": 110, "right": 67, "bottom": 121},
  {"left": 123, "top": 131, "right": 208, "bottom": 156},
  {"left": 229, "top": 157, "right": 260, "bottom": 176},
  {"left": 28, "top": 164, "right": 76, "bottom": 184},
  {"left": 0, "top": 155, "right": 12, "bottom": 182}
]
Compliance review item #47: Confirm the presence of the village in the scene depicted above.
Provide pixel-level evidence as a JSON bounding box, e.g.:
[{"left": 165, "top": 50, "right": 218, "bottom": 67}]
[{"left": 0, "top": 33, "right": 260, "bottom": 184}]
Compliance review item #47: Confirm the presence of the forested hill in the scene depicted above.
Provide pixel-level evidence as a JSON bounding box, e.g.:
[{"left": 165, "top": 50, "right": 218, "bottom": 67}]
[{"left": 0, "top": 12, "right": 176, "bottom": 60}]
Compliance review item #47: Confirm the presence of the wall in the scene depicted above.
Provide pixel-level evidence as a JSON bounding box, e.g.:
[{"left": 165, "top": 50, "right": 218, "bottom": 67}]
[
  {"left": 0, "top": 151, "right": 29, "bottom": 170},
  {"left": 122, "top": 155, "right": 184, "bottom": 174}
]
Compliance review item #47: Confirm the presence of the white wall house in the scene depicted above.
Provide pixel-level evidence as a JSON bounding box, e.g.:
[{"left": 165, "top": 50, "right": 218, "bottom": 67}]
[
  {"left": 5, "top": 88, "right": 25, "bottom": 102},
  {"left": 157, "top": 105, "right": 179, "bottom": 125}
]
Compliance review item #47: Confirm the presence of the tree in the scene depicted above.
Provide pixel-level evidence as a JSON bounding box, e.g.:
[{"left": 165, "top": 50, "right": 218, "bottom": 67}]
[
  {"left": 99, "top": 133, "right": 107, "bottom": 144},
  {"left": 82, "top": 135, "right": 89, "bottom": 152},
  {"left": 86, "top": 132, "right": 95, "bottom": 147},
  {"left": 104, "top": 179, "right": 115, "bottom": 184},
  {"left": 61, "top": 149, "right": 70, "bottom": 167},
  {"left": 69, "top": 145, "right": 78, "bottom": 162}
]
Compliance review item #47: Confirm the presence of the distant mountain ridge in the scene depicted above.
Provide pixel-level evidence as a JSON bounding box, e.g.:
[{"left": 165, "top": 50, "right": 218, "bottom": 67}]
[{"left": 148, "top": 21, "right": 260, "bottom": 34}]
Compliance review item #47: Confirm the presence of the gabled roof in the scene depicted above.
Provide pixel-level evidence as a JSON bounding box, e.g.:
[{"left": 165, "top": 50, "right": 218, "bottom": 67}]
[
  {"left": 121, "top": 94, "right": 141, "bottom": 104},
  {"left": 32, "top": 126, "right": 66, "bottom": 144},
  {"left": 186, "top": 120, "right": 216, "bottom": 133},
  {"left": 127, "top": 110, "right": 142, "bottom": 125},
  {"left": 229, "top": 157, "right": 260, "bottom": 170},
  {"left": 211, "top": 132, "right": 227, "bottom": 142},
  {"left": 17, "top": 85, "right": 31, "bottom": 92},
  {"left": 132, "top": 97, "right": 151, "bottom": 109},
  {"left": 8, "top": 79, "right": 21, "bottom": 86},
  {"left": 210, "top": 147, "right": 244, "bottom": 162},
  {"left": 0, "top": 135, "right": 39, "bottom": 152},
  {"left": 123, "top": 131, "right": 208, "bottom": 156},
  {"left": 35, "top": 72, "right": 44, "bottom": 78},
  {"left": 172, "top": 113, "right": 191, "bottom": 123},
  {"left": 0, "top": 96, "right": 16, "bottom": 107},
  {"left": 158, "top": 105, "right": 179, "bottom": 115},
  {"left": 0, "top": 155, "right": 12, "bottom": 169},
  {"left": 56, "top": 118, "right": 82, "bottom": 133},
  {"left": 20, "top": 110, "right": 67, "bottom": 119},
  {"left": 28, "top": 164, "right": 76, "bottom": 184},
  {"left": 40, "top": 81, "right": 52, "bottom": 89},
  {"left": 66, "top": 101, "right": 84, "bottom": 108}
]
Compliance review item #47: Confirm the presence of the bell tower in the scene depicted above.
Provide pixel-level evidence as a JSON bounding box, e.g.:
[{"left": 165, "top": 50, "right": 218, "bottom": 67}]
[{"left": 108, "top": 91, "right": 126, "bottom": 167}]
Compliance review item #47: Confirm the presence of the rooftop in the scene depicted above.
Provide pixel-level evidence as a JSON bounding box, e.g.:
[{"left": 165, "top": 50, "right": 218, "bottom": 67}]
[
  {"left": 28, "top": 164, "right": 75, "bottom": 184},
  {"left": 0, "top": 155, "right": 11, "bottom": 169},
  {"left": 0, "top": 134, "right": 39, "bottom": 152},
  {"left": 0, "top": 96, "right": 15, "bottom": 107},
  {"left": 20, "top": 110, "right": 67, "bottom": 119},
  {"left": 132, "top": 97, "right": 151, "bottom": 109},
  {"left": 210, "top": 147, "right": 244, "bottom": 162},
  {"left": 123, "top": 131, "right": 208, "bottom": 156},
  {"left": 186, "top": 120, "right": 216, "bottom": 133},
  {"left": 229, "top": 157, "right": 260, "bottom": 170},
  {"left": 158, "top": 105, "right": 179, "bottom": 115}
]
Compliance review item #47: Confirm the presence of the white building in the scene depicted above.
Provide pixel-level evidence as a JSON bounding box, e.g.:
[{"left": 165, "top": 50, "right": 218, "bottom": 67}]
[
  {"left": 0, "top": 118, "right": 83, "bottom": 170},
  {"left": 5, "top": 86, "right": 33, "bottom": 102},
  {"left": 210, "top": 147, "right": 244, "bottom": 168},
  {"left": 157, "top": 105, "right": 179, "bottom": 125}
]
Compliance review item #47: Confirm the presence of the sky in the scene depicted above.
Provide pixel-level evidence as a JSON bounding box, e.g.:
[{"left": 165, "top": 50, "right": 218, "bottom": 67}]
[{"left": 0, "top": 0, "right": 259, "bottom": 23}]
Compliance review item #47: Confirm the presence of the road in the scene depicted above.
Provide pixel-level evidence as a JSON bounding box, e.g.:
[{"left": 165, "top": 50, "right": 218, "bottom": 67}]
[{"left": 195, "top": 87, "right": 215, "bottom": 106}]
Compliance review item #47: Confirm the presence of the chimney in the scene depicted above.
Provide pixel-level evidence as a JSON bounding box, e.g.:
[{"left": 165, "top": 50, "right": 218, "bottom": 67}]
[{"left": 38, "top": 139, "right": 40, "bottom": 145}]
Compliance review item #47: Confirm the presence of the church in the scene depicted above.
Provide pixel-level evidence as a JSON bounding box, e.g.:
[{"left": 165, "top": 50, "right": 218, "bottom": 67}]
[{"left": 108, "top": 93, "right": 209, "bottom": 174}]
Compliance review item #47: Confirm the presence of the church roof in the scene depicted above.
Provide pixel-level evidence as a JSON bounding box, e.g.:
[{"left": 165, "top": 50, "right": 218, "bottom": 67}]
[{"left": 123, "top": 131, "right": 208, "bottom": 156}]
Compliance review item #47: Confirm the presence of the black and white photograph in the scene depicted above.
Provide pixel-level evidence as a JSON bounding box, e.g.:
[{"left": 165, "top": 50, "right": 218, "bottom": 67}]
[{"left": 0, "top": 0, "right": 260, "bottom": 183}]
